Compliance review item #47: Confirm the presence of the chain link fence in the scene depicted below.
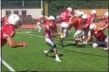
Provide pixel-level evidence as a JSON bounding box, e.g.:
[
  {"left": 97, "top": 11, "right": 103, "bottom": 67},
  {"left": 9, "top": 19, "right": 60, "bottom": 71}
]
[{"left": 48, "top": 0, "right": 108, "bottom": 16}]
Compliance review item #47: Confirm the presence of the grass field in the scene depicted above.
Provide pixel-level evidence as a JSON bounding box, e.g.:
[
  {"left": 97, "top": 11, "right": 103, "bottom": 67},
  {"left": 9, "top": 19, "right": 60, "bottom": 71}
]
[{"left": 2, "top": 29, "right": 108, "bottom": 72}]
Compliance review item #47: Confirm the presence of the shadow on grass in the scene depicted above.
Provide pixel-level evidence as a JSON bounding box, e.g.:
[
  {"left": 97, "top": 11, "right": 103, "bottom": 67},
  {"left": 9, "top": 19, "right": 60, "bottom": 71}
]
[
  {"left": 58, "top": 48, "right": 107, "bottom": 58},
  {"left": 49, "top": 54, "right": 64, "bottom": 58},
  {"left": 62, "top": 43, "right": 89, "bottom": 48}
]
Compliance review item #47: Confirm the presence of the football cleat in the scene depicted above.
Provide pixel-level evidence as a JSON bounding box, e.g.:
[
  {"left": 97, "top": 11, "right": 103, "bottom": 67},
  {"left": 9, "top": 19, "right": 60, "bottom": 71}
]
[{"left": 55, "top": 58, "right": 61, "bottom": 62}]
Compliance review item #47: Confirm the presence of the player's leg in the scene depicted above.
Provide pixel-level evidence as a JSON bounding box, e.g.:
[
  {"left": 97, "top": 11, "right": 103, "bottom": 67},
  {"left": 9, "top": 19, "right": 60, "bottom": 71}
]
[
  {"left": 82, "top": 30, "right": 89, "bottom": 45},
  {"left": 92, "top": 40, "right": 107, "bottom": 48},
  {"left": 44, "top": 38, "right": 61, "bottom": 62},
  {"left": 60, "top": 22, "right": 68, "bottom": 47},
  {"left": 74, "top": 30, "right": 84, "bottom": 45},
  {"left": 37, "top": 25, "right": 41, "bottom": 32},
  {"left": 37, "top": 22, "right": 41, "bottom": 32},
  {"left": 34, "top": 24, "right": 37, "bottom": 31},
  {"left": 103, "top": 36, "right": 109, "bottom": 51}
]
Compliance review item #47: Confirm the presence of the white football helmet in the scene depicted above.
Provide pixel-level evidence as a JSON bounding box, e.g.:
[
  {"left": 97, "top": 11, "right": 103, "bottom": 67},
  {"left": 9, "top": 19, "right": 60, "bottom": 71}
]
[
  {"left": 74, "top": 10, "right": 80, "bottom": 14},
  {"left": 8, "top": 14, "right": 20, "bottom": 25},
  {"left": 91, "top": 10, "right": 96, "bottom": 14},
  {"left": 74, "top": 10, "right": 83, "bottom": 17},
  {"left": 80, "top": 11, "right": 84, "bottom": 15},
  {"left": 48, "top": 16, "right": 55, "bottom": 20},
  {"left": 82, "top": 14, "right": 88, "bottom": 19},
  {"left": 67, "top": 7, "right": 72, "bottom": 12},
  {"left": 104, "top": 11, "right": 108, "bottom": 17}
]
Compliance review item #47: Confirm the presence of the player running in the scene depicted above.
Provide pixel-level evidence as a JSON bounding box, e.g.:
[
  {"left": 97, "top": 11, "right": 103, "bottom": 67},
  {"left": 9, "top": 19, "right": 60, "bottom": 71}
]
[
  {"left": 43, "top": 16, "right": 61, "bottom": 62},
  {"left": 1, "top": 14, "right": 27, "bottom": 48},
  {"left": 59, "top": 7, "right": 73, "bottom": 47},
  {"left": 69, "top": 11, "right": 85, "bottom": 46},
  {"left": 35, "top": 15, "right": 44, "bottom": 32}
]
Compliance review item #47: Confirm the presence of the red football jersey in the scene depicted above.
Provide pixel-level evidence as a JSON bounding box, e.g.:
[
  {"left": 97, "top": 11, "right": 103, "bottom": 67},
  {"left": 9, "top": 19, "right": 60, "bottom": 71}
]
[
  {"left": 81, "top": 18, "right": 90, "bottom": 30},
  {"left": 1, "top": 24, "right": 15, "bottom": 47},
  {"left": 93, "top": 30, "right": 106, "bottom": 41},
  {"left": 92, "top": 27, "right": 106, "bottom": 41},
  {"left": 71, "top": 17, "right": 83, "bottom": 30},
  {"left": 44, "top": 22, "right": 52, "bottom": 38},
  {"left": 49, "top": 21, "right": 57, "bottom": 33},
  {"left": 60, "top": 10, "right": 71, "bottom": 22},
  {"left": 87, "top": 14, "right": 95, "bottom": 25}
]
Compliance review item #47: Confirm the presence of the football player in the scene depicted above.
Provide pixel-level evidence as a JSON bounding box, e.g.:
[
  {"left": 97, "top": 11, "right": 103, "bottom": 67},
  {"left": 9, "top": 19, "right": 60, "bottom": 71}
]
[
  {"left": 59, "top": 7, "right": 73, "bottom": 47},
  {"left": 1, "top": 14, "right": 27, "bottom": 48},
  {"left": 43, "top": 16, "right": 61, "bottom": 62}
]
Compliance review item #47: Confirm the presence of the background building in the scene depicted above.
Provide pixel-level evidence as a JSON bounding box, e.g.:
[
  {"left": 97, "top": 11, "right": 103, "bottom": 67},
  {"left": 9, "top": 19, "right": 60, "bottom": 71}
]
[{"left": 1, "top": 0, "right": 43, "bottom": 18}]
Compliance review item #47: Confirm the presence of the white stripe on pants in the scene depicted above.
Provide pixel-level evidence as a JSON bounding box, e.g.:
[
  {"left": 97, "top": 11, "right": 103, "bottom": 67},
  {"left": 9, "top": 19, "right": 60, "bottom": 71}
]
[
  {"left": 74, "top": 30, "right": 84, "bottom": 39},
  {"left": 45, "top": 37, "right": 54, "bottom": 46}
]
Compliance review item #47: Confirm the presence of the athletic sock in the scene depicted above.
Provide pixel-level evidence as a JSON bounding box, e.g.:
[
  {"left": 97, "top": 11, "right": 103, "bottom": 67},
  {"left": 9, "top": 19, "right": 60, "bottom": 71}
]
[{"left": 55, "top": 54, "right": 60, "bottom": 59}]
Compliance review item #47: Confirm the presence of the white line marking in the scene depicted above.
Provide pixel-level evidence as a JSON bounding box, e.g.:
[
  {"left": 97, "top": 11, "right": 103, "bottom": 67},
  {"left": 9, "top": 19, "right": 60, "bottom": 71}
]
[
  {"left": 0, "top": 49, "right": 15, "bottom": 72},
  {"left": 2, "top": 59, "right": 15, "bottom": 72},
  {"left": 17, "top": 31, "right": 73, "bottom": 42},
  {"left": 17, "top": 32, "right": 44, "bottom": 38}
]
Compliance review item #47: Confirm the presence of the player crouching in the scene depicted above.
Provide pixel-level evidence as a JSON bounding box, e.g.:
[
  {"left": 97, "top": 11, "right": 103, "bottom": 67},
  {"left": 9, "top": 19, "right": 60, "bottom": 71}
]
[
  {"left": 1, "top": 14, "right": 27, "bottom": 48},
  {"left": 69, "top": 11, "right": 85, "bottom": 46},
  {"left": 43, "top": 16, "right": 61, "bottom": 62},
  {"left": 88, "top": 24, "right": 107, "bottom": 48}
]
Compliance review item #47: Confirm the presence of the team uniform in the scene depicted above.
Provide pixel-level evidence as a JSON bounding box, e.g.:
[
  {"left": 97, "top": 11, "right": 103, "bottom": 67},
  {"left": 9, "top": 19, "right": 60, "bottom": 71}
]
[
  {"left": 44, "top": 17, "right": 61, "bottom": 62},
  {"left": 87, "top": 14, "right": 95, "bottom": 26},
  {"left": 35, "top": 17, "right": 43, "bottom": 32},
  {"left": 1, "top": 24, "right": 15, "bottom": 47},
  {"left": 1, "top": 14, "right": 27, "bottom": 48},
  {"left": 104, "top": 17, "right": 109, "bottom": 30},
  {"left": 3, "top": 16, "right": 9, "bottom": 24},
  {"left": 70, "top": 17, "right": 84, "bottom": 40},
  {"left": 44, "top": 23, "right": 54, "bottom": 47},
  {"left": 60, "top": 9, "right": 72, "bottom": 37},
  {"left": 49, "top": 20, "right": 57, "bottom": 33},
  {"left": 44, "top": 20, "right": 57, "bottom": 51},
  {"left": 81, "top": 17, "right": 90, "bottom": 37},
  {"left": 91, "top": 27, "right": 107, "bottom": 48},
  {"left": 103, "top": 36, "right": 109, "bottom": 51}
]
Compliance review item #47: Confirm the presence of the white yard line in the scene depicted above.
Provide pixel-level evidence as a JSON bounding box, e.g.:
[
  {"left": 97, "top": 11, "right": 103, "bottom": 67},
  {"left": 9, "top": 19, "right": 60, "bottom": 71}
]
[
  {"left": 2, "top": 59, "right": 16, "bottom": 72},
  {"left": 0, "top": 48, "right": 15, "bottom": 72},
  {"left": 17, "top": 32, "right": 44, "bottom": 38},
  {"left": 17, "top": 31, "right": 73, "bottom": 42}
]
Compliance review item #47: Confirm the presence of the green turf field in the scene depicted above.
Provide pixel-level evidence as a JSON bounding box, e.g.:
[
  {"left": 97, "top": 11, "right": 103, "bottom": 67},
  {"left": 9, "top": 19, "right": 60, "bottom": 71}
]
[{"left": 2, "top": 29, "right": 108, "bottom": 72}]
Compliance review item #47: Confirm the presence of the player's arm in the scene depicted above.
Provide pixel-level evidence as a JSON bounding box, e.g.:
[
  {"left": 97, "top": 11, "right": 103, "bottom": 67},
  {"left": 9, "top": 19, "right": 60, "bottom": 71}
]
[
  {"left": 82, "top": 24, "right": 89, "bottom": 29},
  {"left": 6, "top": 35, "right": 27, "bottom": 48},
  {"left": 68, "top": 13, "right": 73, "bottom": 18},
  {"left": 87, "top": 30, "right": 93, "bottom": 42},
  {"left": 68, "top": 18, "right": 73, "bottom": 30},
  {"left": 100, "top": 22, "right": 108, "bottom": 30}
]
